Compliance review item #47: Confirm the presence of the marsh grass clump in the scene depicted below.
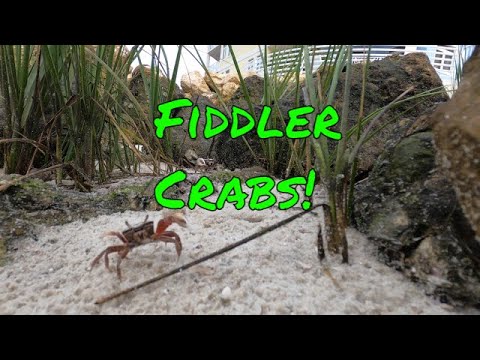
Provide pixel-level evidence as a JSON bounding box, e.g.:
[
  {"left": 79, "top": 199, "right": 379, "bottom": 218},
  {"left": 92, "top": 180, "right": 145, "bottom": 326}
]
[{"left": 0, "top": 45, "right": 183, "bottom": 190}]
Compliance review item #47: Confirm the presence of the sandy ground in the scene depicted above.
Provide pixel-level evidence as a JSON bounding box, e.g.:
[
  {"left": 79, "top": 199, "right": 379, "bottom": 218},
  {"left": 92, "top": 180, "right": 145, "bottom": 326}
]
[{"left": 1, "top": 185, "right": 478, "bottom": 315}]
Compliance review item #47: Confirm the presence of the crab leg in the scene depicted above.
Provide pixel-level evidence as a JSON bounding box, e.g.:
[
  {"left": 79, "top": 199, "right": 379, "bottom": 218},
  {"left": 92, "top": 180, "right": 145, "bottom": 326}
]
[
  {"left": 90, "top": 245, "right": 129, "bottom": 271},
  {"left": 153, "top": 230, "right": 182, "bottom": 258},
  {"left": 115, "top": 246, "right": 131, "bottom": 279},
  {"left": 104, "top": 231, "right": 129, "bottom": 244}
]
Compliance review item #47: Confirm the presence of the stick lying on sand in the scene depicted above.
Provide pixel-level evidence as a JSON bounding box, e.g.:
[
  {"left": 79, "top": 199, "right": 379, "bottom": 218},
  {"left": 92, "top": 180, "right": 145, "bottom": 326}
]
[{"left": 95, "top": 203, "right": 324, "bottom": 305}]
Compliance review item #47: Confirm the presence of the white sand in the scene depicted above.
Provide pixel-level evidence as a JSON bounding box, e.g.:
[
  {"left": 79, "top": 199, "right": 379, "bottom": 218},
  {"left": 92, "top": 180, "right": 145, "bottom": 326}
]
[{"left": 0, "top": 186, "right": 477, "bottom": 315}]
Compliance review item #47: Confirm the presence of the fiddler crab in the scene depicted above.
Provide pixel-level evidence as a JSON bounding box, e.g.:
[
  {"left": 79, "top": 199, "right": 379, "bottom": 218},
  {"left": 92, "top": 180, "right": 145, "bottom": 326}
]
[{"left": 90, "top": 212, "right": 187, "bottom": 279}]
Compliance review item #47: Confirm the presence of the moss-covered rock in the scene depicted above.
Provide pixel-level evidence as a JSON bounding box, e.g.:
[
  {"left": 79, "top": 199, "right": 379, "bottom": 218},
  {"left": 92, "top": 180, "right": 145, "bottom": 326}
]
[
  {"left": 354, "top": 129, "right": 480, "bottom": 306},
  {"left": 207, "top": 166, "right": 271, "bottom": 183},
  {"left": 388, "top": 132, "right": 435, "bottom": 186},
  {"left": 0, "top": 176, "right": 184, "bottom": 250}
]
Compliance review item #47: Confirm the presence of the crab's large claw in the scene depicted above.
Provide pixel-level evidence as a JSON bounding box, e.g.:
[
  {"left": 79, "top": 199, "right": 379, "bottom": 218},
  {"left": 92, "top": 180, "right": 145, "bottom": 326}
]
[
  {"left": 155, "top": 211, "right": 187, "bottom": 236},
  {"left": 169, "top": 212, "right": 187, "bottom": 228}
]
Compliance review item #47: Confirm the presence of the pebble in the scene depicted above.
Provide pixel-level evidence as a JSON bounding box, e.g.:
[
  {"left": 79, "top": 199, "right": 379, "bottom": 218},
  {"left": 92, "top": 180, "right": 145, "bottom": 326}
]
[
  {"left": 221, "top": 286, "right": 232, "bottom": 301},
  {"left": 297, "top": 262, "right": 313, "bottom": 272}
]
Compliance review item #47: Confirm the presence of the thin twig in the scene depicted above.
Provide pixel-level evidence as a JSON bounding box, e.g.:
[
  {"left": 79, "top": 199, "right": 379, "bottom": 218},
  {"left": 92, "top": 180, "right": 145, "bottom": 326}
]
[
  {"left": 0, "top": 163, "right": 66, "bottom": 193},
  {"left": 95, "top": 203, "right": 324, "bottom": 305},
  {"left": 317, "top": 218, "right": 326, "bottom": 261}
]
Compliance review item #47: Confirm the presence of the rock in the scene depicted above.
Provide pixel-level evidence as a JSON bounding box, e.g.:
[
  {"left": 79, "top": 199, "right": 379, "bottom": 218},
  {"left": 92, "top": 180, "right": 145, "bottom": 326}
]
[
  {"left": 220, "top": 286, "right": 232, "bottom": 301},
  {"left": 405, "top": 231, "right": 480, "bottom": 305},
  {"left": 221, "top": 81, "right": 240, "bottom": 101},
  {"left": 180, "top": 71, "right": 211, "bottom": 97},
  {"left": 170, "top": 94, "right": 219, "bottom": 161},
  {"left": 227, "top": 74, "right": 265, "bottom": 110},
  {"left": 432, "top": 46, "right": 480, "bottom": 239},
  {"left": 207, "top": 166, "right": 271, "bottom": 183},
  {"left": 354, "top": 127, "right": 480, "bottom": 306},
  {"left": 224, "top": 73, "right": 241, "bottom": 86},
  {"left": 194, "top": 158, "right": 208, "bottom": 171},
  {"left": 334, "top": 52, "right": 448, "bottom": 174},
  {"left": 174, "top": 71, "right": 243, "bottom": 106},
  {"left": 184, "top": 149, "right": 199, "bottom": 163},
  {"left": 214, "top": 53, "right": 446, "bottom": 177},
  {"left": 214, "top": 103, "right": 291, "bottom": 176},
  {"left": 0, "top": 176, "right": 183, "bottom": 245},
  {"left": 387, "top": 132, "right": 436, "bottom": 185},
  {"left": 202, "top": 92, "right": 219, "bottom": 106},
  {"left": 203, "top": 72, "right": 224, "bottom": 92},
  {"left": 220, "top": 74, "right": 241, "bottom": 101},
  {"left": 213, "top": 105, "right": 265, "bottom": 171},
  {"left": 128, "top": 65, "right": 183, "bottom": 104}
]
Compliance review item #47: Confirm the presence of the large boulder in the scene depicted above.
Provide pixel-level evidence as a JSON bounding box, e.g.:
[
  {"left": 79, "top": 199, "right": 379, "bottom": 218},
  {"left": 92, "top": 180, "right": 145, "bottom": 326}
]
[
  {"left": 203, "top": 72, "right": 241, "bottom": 102},
  {"left": 227, "top": 75, "right": 265, "bottom": 110},
  {"left": 354, "top": 122, "right": 480, "bottom": 306},
  {"left": 333, "top": 52, "right": 448, "bottom": 174},
  {"left": 224, "top": 73, "right": 241, "bottom": 86},
  {"left": 432, "top": 46, "right": 480, "bottom": 239},
  {"left": 220, "top": 74, "right": 241, "bottom": 101},
  {"left": 214, "top": 53, "right": 448, "bottom": 177}
]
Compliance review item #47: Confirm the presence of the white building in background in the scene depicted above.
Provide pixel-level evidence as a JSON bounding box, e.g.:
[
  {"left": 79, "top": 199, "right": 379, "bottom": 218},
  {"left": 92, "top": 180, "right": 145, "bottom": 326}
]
[{"left": 207, "top": 45, "right": 472, "bottom": 91}]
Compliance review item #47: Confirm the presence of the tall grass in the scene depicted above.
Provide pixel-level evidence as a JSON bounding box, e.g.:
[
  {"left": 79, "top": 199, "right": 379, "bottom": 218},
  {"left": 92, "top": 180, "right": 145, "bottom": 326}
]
[
  {"left": 0, "top": 45, "right": 182, "bottom": 189},
  {"left": 302, "top": 45, "right": 445, "bottom": 262},
  {"left": 453, "top": 45, "right": 474, "bottom": 91},
  {"left": 0, "top": 45, "right": 48, "bottom": 175}
]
